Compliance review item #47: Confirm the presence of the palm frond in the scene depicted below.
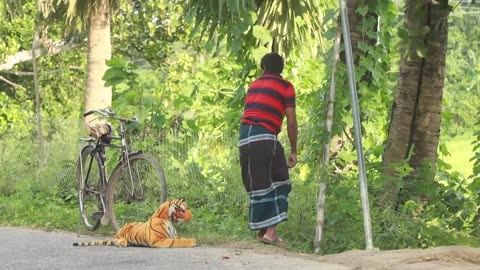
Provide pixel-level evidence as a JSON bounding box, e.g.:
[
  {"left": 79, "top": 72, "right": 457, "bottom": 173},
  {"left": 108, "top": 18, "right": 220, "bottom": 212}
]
[
  {"left": 38, "top": 0, "right": 119, "bottom": 33},
  {"left": 186, "top": 0, "right": 255, "bottom": 38},
  {"left": 186, "top": 0, "right": 337, "bottom": 57},
  {"left": 257, "top": 0, "right": 336, "bottom": 55},
  {"left": 2, "top": 0, "right": 27, "bottom": 17}
]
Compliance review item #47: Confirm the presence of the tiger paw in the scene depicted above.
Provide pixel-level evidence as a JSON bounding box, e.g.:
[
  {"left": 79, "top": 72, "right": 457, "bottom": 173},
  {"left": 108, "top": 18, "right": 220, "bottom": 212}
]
[{"left": 114, "top": 238, "right": 128, "bottom": 247}]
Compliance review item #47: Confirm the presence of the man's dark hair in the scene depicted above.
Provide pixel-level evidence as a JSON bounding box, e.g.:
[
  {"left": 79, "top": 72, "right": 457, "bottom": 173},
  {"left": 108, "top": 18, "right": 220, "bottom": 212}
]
[{"left": 260, "top": 53, "right": 284, "bottom": 74}]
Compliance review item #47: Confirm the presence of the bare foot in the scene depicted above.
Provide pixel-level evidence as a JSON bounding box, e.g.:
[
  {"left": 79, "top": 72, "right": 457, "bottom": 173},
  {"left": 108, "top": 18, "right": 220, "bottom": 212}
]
[
  {"left": 256, "top": 229, "right": 267, "bottom": 241},
  {"left": 260, "top": 234, "right": 286, "bottom": 247}
]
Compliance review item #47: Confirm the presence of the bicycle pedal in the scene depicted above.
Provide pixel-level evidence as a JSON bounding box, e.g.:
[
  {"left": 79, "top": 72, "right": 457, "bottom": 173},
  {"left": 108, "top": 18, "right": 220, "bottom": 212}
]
[{"left": 91, "top": 211, "right": 104, "bottom": 221}]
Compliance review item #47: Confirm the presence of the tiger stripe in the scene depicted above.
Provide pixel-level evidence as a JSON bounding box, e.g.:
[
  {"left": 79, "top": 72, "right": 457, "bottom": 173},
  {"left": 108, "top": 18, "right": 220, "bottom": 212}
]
[{"left": 72, "top": 240, "right": 115, "bottom": 246}]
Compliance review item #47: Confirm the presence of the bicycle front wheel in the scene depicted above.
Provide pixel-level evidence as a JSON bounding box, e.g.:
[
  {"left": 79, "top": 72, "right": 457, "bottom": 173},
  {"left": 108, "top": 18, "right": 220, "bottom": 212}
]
[
  {"left": 76, "top": 145, "right": 104, "bottom": 231},
  {"left": 106, "top": 152, "right": 167, "bottom": 231}
]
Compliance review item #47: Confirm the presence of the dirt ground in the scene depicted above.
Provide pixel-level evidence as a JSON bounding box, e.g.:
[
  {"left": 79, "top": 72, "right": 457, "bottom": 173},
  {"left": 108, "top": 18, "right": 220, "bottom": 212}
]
[
  {"left": 226, "top": 242, "right": 480, "bottom": 270},
  {"left": 1, "top": 227, "right": 480, "bottom": 269},
  {"left": 1, "top": 227, "right": 479, "bottom": 269},
  {"left": 319, "top": 245, "right": 480, "bottom": 270}
]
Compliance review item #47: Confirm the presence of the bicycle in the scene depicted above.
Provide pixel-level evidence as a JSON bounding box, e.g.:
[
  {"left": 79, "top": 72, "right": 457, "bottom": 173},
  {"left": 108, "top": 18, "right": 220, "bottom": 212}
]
[{"left": 76, "top": 108, "right": 167, "bottom": 232}]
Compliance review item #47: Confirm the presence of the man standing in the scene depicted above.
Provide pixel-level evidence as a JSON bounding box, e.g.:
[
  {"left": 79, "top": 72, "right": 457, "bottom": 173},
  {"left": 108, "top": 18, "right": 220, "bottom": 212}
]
[{"left": 238, "top": 53, "right": 298, "bottom": 247}]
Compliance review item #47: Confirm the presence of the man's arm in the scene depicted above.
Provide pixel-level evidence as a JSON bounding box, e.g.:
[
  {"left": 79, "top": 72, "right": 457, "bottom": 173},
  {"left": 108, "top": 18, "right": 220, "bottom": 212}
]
[{"left": 285, "top": 107, "right": 298, "bottom": 168}]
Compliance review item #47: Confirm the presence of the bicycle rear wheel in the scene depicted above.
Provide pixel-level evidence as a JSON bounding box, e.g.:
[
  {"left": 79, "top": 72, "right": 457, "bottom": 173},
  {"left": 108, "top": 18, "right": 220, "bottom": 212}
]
[
  {"left": 106, "top": 152, "right": 167, "bottom": 231},
  {"left": 76, "top": 145, "right": 104, "bottom": 231}
]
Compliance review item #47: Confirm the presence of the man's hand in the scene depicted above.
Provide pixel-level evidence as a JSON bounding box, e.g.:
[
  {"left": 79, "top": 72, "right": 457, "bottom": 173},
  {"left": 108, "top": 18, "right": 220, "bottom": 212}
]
[
  {"left": 288, "top": 153, "right": 297, "bottom": 168},
  {"left": 285, "top": 106, "right": 298, "bottom": 169}
]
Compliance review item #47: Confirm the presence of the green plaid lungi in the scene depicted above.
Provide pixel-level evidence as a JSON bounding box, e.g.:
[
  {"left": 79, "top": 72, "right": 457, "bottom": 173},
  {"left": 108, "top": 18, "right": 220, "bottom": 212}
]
[{"left": 238, "top": 123, "right": 292, "bottom": 230}]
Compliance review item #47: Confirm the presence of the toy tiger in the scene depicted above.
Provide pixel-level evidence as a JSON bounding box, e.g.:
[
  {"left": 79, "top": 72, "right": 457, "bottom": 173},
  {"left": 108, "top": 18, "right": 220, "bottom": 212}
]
[{"left": 73, "top": 198, "right": 197, "bottom": 248}]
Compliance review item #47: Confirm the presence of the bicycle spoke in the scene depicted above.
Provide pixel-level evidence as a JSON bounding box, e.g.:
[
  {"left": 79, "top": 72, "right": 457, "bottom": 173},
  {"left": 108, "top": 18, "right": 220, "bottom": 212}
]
[
  {"left": 106, "top": 153, "right": 167, "bottom": 231},
  {"left": 76, "top": 145, "right": 104, "bottom": 231}
]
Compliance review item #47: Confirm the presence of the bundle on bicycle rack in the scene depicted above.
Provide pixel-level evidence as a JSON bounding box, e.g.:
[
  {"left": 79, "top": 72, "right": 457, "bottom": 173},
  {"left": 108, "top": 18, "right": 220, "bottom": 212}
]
[{"left": 87, "top": 122, "right": 113, "bottom": 143}]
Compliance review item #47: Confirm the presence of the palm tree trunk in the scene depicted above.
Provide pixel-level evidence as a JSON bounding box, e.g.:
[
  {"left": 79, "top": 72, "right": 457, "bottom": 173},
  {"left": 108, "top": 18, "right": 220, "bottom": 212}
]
[
  {"left": 381, "top": 0, "right": 449, "bottom": 207},
  {"left": 346, "top": 0, "right": 377, "bottom": 64},
  {"left": 346, "top": 0, "right": 364, "bottom": 59},
  {"left": 408, "top": 4, "right": 448, "bottom": 172},
  {"left": 84, "top": 1, "right": 112, "bottom": 125}
]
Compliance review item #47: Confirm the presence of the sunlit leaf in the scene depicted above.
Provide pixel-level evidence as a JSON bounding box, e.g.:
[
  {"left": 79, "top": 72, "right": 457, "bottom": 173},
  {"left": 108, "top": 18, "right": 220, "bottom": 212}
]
[
  {"left": 251, "top": 46, "right": 269, "bottom": 64},
  {"left": 439, "top": 143, "right": 450, "bottom": 156},
  {"left": 252, "top": 25, "right": 271, "bottom": 44}
]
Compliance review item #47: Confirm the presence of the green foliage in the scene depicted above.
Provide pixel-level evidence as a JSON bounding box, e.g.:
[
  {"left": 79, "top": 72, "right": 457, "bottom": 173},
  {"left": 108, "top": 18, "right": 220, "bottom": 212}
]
[
  {"left": 467, "top": 109, "right": 480, "bottom": 236},
  {"left": 113, "top": 1, "right": 189, "bottom": 68},
  {"left": 0, "top": 90, "right": 33, "bottom": 138},
  {"left": 300, "top": 0, "right": 398, "bottom": 204},
  {"left": 0, "top": 1, "right": 36, "bottom": 138},
  {"left": 0, "top": 0, "right": 36, "bottom": 59},
  {"left": 0, "top": 0, "right": 85, "bottom": 139},
  {"left": 442, "top": 10, "right": 480, "bottom": 135},
  {"left": 0, "top": 180, "right": 78, "bottom": 230},
  {"left": 370, "top": 129, "right": 480, "bottom": 251},
  {"left": 0, "top": 136, "right": 38, "bottom": 196},
  {"left": 440, "top": 134, "right": 474, "bottom": 176},
  {"left": 179, "top": 205, "right": 251, "bottom": 244},
  {"left": 185, "top": 0, "right": 335, "bottom": 62},
  {"left": 103, "top": 58, "right": 138, "bottom": 88},
  {"left": 397, "top": 0, "right": 451, "bottom": 60}
]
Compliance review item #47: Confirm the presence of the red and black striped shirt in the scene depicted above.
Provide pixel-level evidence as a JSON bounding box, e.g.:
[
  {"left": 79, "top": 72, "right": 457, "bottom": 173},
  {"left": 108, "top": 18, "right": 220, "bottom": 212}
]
[{"left": 241, "top": 73, "right": 296, "bottom": 135}]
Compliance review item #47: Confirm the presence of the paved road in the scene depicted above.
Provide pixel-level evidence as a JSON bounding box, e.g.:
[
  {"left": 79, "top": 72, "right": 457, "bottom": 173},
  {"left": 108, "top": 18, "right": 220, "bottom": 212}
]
[{"left": 0, "top": 227, "right": 349, "bottom": 270}]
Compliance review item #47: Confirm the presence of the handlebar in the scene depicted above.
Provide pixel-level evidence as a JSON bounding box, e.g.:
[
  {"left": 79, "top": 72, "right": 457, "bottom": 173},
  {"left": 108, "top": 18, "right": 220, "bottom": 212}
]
[{"left": 83, "top": 108, "right": 139, "bottom": 124}]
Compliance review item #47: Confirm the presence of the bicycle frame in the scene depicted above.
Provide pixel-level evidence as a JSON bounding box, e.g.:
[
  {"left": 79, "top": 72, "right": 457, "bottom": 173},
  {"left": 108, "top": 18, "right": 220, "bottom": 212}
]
[
  {"left": 78, "top": 109, "right": 167, "bottom": 231},
  {"left": 79, "top": 109, "right": 143, "bottom": 216}
]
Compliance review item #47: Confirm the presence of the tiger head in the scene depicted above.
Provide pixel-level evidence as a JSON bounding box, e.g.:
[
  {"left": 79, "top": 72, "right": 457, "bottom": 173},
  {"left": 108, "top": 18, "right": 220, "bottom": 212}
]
[{"left": 166, "top": 198, "right": 192, "bottom": 223}]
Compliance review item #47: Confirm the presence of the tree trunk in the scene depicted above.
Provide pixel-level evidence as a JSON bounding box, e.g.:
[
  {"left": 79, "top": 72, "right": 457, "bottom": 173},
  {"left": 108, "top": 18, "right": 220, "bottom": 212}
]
[
  {"left": 381, "top": 0, "right": 449, "bottom": 207},
  {"left": 33, "top": 0, "right": 45, "bottom": 167},
  {"left": 313, "top": 24, "right": 342, "bottom": 254},
  {"left": 340, "top": 0, "right": 378, "bottom": 124},
  {"left": 346, "top": 0, "right": 364, "bottom": 59},
  {"left": 33, "top": 26, "right": 45, "bottom": 167},
  {"left": 0, "top": 41, "right": 82, "bottom": 71},
  {"left": 346, "top": 0, "right": 377, "bottom": 64},
  {"left": 84, "top": 1, "right": 112, "bottom": 126}
]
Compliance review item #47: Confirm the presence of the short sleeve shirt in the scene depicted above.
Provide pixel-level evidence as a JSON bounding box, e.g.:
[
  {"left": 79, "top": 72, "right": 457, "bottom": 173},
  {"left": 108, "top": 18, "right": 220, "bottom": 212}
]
[{"left": 241, "top": 73, "right": 296, "bottom": 135}]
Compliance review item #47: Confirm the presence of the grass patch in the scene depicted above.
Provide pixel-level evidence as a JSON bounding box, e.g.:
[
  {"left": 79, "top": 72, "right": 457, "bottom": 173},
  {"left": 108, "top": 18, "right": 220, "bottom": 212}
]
[
  {"left": 0, "top": 193, "right": 79, "bottom": 231},
  {"left": 0, "top": 188, "right": 253, "bottom": 244},
  {"left": 442, "top": 133, "right": 475, "bottom": 177}
]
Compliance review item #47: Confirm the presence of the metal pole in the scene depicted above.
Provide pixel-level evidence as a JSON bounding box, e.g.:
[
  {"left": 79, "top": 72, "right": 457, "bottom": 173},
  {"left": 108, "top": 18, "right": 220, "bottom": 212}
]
[{"left": 339, "top": 0, "right": 374, "bottom": 251}]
